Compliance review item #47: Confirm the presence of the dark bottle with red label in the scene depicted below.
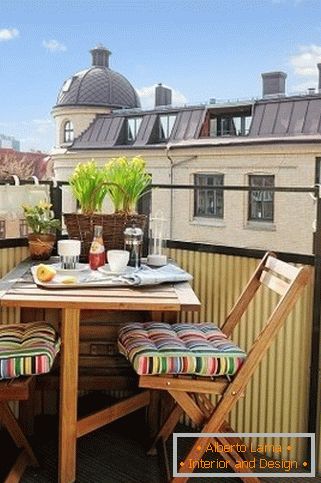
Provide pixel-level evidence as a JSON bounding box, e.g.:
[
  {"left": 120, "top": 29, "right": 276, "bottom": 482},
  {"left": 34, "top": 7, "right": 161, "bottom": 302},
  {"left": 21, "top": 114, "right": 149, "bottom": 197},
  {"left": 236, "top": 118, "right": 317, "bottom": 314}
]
[{"left": 89, "top": 225, "right": 105, "bottom": 270}]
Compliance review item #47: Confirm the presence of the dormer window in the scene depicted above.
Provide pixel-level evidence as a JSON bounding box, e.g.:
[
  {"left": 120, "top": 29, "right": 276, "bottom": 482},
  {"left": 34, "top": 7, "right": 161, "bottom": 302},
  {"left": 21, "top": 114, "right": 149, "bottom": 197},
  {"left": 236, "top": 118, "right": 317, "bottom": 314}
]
[
  {"left": 62, "top": 77, "right": 73, "bottom": 92},
  {"left": 63, "top": 121, "right": 74, "bottom": 143},
  {"left": 209, "top": 115, "right": 251, "bottom": 137},
  {"left": 127, "top": 117, "right": 142, "bottom": 143},
  {"left": 159, "top": 114, "right": 176, "bottom": 141}
]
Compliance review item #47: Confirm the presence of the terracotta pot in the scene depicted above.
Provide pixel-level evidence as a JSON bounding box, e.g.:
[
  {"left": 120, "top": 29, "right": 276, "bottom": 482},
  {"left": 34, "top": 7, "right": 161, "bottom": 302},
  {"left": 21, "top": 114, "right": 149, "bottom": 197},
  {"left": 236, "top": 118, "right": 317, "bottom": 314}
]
[{"left": 28, "top": 233, "right": 56, "bottom": 260}]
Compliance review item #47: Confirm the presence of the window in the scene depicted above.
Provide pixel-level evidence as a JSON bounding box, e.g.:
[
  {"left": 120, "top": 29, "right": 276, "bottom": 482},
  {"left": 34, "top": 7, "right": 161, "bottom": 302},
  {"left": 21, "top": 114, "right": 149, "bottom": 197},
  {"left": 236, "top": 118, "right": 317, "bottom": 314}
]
[
  {"left": 248, "top": 175, "right": 274, "bottom": 222},
  {"left": 63, "top": 121, "right": 74, "bottom": 143},
  {"left": 159, "top": 114, "right": 176, "bottom": 141},
  {"left": 19, "top": 220, "right": 28, "bottom": 237},
  {"left": 194, "top": 174, "right": 224, "bottom": 218},
  {"left": 127, "top": 117, "right": 142, "bottom": 143},
  {"left": 209, "top": 115, "right": 251, "bottom": 137},
  {"left": 62, "top": 77, "right": 73, "bottom": 92},
  {"left": 0, "top": 220, "right": 5, "bottom": 239}
]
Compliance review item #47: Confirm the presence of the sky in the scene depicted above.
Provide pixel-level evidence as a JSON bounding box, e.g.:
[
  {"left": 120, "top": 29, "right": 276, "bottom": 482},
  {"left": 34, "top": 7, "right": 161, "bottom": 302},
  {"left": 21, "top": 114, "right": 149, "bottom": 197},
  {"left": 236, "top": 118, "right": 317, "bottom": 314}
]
[{"left": 1, "top": 0, "right": 321, "bottom": 152}]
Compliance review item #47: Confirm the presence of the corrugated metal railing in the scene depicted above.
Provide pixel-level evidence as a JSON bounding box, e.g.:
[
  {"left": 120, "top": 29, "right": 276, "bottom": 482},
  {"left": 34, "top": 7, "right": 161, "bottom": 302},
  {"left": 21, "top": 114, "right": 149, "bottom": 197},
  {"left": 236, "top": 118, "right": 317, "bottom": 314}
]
[{"left": 0, "top": 246, "right": 29, "bottom": 326}]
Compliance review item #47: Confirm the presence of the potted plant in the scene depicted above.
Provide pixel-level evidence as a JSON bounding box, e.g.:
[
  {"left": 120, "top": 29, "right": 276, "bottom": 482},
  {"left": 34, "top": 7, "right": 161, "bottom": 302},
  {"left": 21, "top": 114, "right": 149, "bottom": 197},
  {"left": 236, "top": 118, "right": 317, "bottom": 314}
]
[
  {"left": 64, "top": 157, "right": 151, "bottom": 260},
  {"left": 69, "top": 160, "right": 109, "bottom": 215},
  {"left": 104, "top": 156, "right": 151, "bottom": 213},
  {"left": 22, "top": 201, "right": 60, "bottom": 260},
  {"left": 64, "top": 160, "right": 110, "bottom": 259}
]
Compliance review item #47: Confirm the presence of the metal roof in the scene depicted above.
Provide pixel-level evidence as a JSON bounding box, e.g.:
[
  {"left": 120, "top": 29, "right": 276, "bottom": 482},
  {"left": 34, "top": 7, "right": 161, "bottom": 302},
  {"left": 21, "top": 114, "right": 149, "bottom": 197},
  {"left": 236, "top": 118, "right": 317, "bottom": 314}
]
[
  {"left": 71, "top": 107, "right": 205, "bottom": 149},
  {"left": 250, "top": 95, "right": 321, "bottom": 137},
  {"left": 69, "top": 93, "right": 321, "bottom": 151},
  {"left": 55, "top": 67, "right": 140, "bottom": 109}
]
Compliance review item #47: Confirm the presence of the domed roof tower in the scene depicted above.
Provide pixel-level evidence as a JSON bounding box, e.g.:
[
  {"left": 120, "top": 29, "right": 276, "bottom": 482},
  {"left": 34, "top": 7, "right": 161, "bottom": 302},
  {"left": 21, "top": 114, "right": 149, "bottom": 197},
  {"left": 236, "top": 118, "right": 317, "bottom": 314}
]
[
  {"left": 52, "top": 45, "right": 140, "bottom": 149},
  {"left": 55, "top": 45, "right": 140, "bottom": 109}
]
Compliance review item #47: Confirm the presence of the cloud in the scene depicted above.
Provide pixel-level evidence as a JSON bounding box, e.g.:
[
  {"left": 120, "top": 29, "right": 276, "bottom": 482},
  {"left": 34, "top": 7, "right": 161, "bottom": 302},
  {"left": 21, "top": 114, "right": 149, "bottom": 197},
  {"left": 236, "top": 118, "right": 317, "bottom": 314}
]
[
  {"left": 0, "top": 28, "right": 19, "bottom": 42},
  {"left": 42, "top": 39, "right": 66, "bottom": 52},
  {"left": 290, "top": 44, "right": 321, "bottom": 77},
  {"left": 0, "top": 119, "right": 54, "bottom": 152},
  {"left": 136, "top": 84, "right": 187, "bottom": 109},
  {"left": 32, "top": 119, "right": 54, "bottom": 134}
]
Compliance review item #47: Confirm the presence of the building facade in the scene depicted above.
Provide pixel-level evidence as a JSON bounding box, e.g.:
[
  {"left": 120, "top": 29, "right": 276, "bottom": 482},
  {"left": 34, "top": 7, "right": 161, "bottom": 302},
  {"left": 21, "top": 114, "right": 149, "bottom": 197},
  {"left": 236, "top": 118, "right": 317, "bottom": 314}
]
[{"left": 51, "top": 46, "right": 320, "bottom": 255}]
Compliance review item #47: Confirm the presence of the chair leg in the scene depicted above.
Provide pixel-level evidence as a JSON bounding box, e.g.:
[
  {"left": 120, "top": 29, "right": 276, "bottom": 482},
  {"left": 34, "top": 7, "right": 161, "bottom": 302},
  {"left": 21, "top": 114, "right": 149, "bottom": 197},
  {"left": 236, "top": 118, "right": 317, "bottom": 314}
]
[
  {"left": 169, "top": 392, "right": 260, "bottom": 483},
  {"left": 4, "top": 449, "right": 31, "bottom": 483},
  {"left": 147, "top": 404, "right": 183, "bottom": 455},
  {"left": 156, "top": 437, "right": 171, "bottom": 483},
  {"left": 0, "top": 402, "right": 38, "bottom": 467}
]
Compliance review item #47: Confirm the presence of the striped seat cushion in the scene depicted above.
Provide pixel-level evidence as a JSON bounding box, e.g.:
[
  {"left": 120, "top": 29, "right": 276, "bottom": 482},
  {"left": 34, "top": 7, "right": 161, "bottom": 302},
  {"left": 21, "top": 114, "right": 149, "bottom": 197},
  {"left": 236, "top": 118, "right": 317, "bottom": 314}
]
[
  {"left": 0, "top": 322, "right": 60, "bottom": 379},
  {"left": 118, "top": 323, "right": 246, "bottom": 376}
]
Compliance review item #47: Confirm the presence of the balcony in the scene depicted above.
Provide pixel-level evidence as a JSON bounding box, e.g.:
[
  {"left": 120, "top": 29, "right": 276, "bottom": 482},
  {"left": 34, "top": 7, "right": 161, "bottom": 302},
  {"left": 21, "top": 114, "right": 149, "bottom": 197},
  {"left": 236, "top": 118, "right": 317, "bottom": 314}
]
[{"left": 0, "top": 179, "right": 320, "bottom": 481}]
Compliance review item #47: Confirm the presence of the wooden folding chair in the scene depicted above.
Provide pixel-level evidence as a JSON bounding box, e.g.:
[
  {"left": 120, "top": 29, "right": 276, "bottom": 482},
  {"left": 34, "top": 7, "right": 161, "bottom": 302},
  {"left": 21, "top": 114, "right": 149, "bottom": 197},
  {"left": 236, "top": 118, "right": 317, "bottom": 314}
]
[
  {"left": 0, "top": 377, "right": 39, "bottom": 482},
  {"left": 118, "top": 252, "right": 311, "bottom": 482},
  {"left": 0, "top": 322, "right": 60, "bottom": 482}
]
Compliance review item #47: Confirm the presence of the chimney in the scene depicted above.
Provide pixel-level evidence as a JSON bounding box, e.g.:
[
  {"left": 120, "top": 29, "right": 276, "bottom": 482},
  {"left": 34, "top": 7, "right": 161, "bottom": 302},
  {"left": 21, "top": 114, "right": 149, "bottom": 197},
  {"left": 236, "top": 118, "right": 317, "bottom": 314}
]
[
  {"left": 155, "top": 83, "right": 172, "bottom": 107},
  {"left": 90, "top": 44, "right": 111, "bottom": 68},
  {"left": 261, "top": 71, "right": 287, "bottom": 98},
  {"left": 317, "top": 64, "right": 321, "bottom": 92}
]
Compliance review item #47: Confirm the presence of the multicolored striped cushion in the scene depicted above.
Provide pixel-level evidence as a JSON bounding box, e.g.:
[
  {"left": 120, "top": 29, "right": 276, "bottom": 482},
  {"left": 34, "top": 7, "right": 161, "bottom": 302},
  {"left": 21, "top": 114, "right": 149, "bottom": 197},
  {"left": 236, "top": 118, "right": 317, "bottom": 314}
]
[
  {"left": 118, "top": 323, "right": 246, "bottom": 376},
  {"left": 0, "top": 322, "right": 60, "bottom": 379}
]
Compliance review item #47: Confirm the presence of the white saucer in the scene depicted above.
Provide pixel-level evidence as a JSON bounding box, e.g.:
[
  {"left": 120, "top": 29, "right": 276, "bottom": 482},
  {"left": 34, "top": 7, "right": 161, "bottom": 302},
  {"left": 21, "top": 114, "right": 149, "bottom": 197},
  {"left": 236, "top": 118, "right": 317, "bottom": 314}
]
[
  {"left": 98, "top": 264, "right": 136, "bottom": 276},
  {"left": 51, "top": 263, "right": 89, "bottom": 273}
]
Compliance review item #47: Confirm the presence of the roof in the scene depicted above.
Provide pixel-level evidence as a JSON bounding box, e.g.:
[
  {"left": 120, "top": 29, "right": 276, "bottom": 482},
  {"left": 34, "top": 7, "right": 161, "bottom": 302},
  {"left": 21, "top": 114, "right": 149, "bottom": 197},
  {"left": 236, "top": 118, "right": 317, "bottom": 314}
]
[
  {"left": 55, "top": 67, "right": 140, "bottom": 109},
  {"left": 0, "top": 149, "right": 52, "bottom": 180},
  {"left": 68, "top": 92, "right": 321, "bottom": 151},
  {"left": 71, "top": 107, "right": 206, "bottom": 150},
  {"left": 166, "top": 134, "right": 321, "bottom": 149},
  {"left": 250, "top": 95, "right": 321, "bottom": 137}
]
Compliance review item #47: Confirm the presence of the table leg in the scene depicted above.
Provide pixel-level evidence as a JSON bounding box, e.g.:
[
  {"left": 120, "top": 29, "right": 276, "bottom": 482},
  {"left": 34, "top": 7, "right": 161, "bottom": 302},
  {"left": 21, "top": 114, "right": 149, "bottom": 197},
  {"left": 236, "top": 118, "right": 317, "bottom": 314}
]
[{"left": 58, "top": 308, "right": 80, "bottom": 483}]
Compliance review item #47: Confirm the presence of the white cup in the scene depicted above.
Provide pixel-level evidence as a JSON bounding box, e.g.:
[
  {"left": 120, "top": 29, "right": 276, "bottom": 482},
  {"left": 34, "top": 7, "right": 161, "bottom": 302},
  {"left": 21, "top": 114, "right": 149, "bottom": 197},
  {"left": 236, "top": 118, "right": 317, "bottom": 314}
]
[
  {"left": 107, "top": 250, "right": 129, "bottom": 273},
  {"left": 58, "top": 240, "right": 81, "bottom": 269}
]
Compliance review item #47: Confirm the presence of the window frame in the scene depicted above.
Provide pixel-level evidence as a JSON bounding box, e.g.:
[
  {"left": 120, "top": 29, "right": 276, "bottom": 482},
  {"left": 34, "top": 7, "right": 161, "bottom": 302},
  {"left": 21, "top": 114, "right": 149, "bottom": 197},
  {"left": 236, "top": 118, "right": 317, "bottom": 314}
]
[
  {"left": 63, "top": 120, "right": 74, "bottom": 143},
  {"left": 248, "top": 174, "right": 275, "bottom": 222},
  {"left": 159, "top": 114, "right": 177, "bottom": 141},
  {"left": 194, "top": 173, "right": 224, "bottom": 219},
  {"left": 209, "top": 114, "right": 251, "bottom": 137},
  {"left": 127, "top": 117, "right": 142, "bottom": 143}
]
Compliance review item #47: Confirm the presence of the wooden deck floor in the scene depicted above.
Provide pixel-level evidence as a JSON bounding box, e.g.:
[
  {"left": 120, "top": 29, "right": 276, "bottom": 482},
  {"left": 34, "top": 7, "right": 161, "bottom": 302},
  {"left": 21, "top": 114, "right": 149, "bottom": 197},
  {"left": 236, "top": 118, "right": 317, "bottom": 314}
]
[{"left": 1, "top": 394, "right": 319, "bottom": 483}]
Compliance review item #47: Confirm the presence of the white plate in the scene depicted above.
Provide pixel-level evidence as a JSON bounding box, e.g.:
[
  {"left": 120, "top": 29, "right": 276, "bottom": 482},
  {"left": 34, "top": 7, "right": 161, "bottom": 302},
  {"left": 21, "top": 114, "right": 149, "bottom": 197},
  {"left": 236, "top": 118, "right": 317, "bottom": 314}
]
[
  {"left": 51, "top": 263, "right": 89, "bottom": 273},
  {"left": 98, "top": 264, "right": 137, "bottom": 276}
]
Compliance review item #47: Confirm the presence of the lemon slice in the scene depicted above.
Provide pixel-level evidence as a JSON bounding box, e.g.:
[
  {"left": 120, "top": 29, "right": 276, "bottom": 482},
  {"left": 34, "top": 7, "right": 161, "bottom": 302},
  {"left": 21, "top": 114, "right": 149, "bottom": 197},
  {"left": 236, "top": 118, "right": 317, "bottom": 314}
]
[{"left": 61, "top": 276, "right": 77, "bottom": 284}]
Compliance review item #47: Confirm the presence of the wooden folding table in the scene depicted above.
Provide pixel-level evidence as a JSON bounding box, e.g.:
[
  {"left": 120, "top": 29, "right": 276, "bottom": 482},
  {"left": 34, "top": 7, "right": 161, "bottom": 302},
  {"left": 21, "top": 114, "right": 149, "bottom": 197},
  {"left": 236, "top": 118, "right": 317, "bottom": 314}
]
[{"left": 0, "top": 259, "right": 201, "bottom": 483}]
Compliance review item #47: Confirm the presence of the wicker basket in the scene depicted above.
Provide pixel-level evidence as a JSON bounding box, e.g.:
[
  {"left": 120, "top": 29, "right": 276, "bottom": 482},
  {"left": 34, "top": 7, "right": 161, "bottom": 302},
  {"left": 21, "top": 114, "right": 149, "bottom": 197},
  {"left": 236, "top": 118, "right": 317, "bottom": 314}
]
[{"left": 64, "top": 212, "right": 147, "bottom": 261}]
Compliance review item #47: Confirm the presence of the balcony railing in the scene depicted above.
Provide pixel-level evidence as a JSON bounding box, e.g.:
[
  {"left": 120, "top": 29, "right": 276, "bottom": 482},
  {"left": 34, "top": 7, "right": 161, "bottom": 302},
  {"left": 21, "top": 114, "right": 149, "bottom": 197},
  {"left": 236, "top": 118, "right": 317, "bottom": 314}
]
[{"left": 0, "top": 176, "right": 320, "bottom": 474}]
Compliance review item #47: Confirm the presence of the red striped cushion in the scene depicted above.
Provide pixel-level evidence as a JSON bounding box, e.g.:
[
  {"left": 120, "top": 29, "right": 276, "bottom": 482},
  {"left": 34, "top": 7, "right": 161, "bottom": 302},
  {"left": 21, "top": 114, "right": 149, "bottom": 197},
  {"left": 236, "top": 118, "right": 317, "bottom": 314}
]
[
  {"left": 0, "top": 322, "right": 60, "bottom": 379},
  {"left": 118, "top": 323, "right": 246, "bottom": 376}
]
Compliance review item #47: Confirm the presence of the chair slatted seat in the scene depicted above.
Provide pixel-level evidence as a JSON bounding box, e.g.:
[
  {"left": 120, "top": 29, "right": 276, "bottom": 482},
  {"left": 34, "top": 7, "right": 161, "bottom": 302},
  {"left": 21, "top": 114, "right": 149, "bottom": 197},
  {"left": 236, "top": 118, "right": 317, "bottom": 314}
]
[{"left": 118, "top": 252, "right": 311, "bottom": 482}]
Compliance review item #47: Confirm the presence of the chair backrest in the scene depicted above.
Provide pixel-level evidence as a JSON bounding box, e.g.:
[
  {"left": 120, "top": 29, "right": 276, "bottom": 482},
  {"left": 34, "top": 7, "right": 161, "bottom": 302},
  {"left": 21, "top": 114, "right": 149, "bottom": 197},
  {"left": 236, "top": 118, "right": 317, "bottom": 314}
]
[
  {"left": 220, "top": 252, "right": 311, "bottom": 395},
  {"left": 221, "top": 251, "right": 311, "bottom": 338}
]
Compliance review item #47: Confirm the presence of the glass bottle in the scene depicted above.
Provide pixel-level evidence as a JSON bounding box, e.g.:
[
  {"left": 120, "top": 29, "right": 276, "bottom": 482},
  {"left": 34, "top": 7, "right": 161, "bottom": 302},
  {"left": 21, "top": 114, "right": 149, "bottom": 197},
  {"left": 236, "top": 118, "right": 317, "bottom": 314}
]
[{"left": 89, "top": 225, "right": 105, "bottom": 270}]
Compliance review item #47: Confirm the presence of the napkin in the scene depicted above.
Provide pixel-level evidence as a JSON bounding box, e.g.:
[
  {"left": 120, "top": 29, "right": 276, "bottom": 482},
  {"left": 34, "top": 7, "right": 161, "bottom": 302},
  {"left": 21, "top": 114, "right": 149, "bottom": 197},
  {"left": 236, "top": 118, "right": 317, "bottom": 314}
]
[{"left": 122, "top": 263, "right": 193, "bottom": 286}]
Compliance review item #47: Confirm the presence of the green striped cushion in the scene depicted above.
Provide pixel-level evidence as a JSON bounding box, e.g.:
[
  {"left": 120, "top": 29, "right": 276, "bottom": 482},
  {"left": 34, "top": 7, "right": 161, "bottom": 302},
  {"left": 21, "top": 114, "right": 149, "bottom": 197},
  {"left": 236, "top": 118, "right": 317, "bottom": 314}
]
[
  {"left": 0, "top": 322, "right": 60, "bottom": 379},
  {"left": 118, "top": 323, "right": 246, "bottom": 376}
]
